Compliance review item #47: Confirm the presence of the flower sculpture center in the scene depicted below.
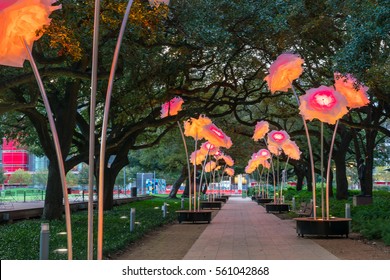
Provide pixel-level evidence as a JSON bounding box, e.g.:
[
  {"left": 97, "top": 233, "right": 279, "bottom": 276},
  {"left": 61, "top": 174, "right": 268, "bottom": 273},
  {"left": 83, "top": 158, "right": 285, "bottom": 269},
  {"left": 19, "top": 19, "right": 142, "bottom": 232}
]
[
  {"left": 272, "top": 133, "right": 285, "bottom": 142},
  {"left": 310, "top": 91, "right": 337, "bottom": 111}
]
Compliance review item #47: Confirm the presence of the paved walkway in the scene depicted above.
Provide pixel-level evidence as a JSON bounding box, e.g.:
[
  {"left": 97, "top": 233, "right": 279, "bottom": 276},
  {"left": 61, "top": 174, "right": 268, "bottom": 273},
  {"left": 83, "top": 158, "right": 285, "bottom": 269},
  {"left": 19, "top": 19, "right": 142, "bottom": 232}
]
[{"left": 184, "top": 196, "right": 338, "bottom": 260}]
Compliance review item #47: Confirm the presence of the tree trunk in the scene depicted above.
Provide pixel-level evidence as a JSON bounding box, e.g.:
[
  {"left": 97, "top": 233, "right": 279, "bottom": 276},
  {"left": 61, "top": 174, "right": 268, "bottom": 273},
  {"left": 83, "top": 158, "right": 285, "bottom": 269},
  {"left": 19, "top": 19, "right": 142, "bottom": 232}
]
[
  {"left": 98, "top": 153, "right": 129, "bottom": 211},
  {"left": 293, "top": 163, "right": 306, "bottom": 191},
  {"left": 168, "top": 165, "right": 187, "bottom": 199},
  {"left": 305, "top": 161, "right": 313, "bottom": 192},
  {"left": 363, "top": 130, "right": 377, "bottom": 197},
  {"left": 334, "top": 155, "right": 349, "bottom": 199},
  {"left": 43, "top": 161, "right": 63, "bottom": 220}
]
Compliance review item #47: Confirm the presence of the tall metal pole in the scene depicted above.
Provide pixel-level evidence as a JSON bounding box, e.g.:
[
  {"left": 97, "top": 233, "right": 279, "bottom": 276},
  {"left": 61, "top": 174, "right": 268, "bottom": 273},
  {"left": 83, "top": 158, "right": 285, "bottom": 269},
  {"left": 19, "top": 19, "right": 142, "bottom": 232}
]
[
  {"left": 97, "top": 0, "right": 134, "bottom": 260},
  {"left": 326, "top": 120, "right": 340, "bottom": 219},
  {"left": 88, "top": 0, "right": 101, "bottom": 260},
  {"left": 291, "top": 85, "right": 317, "bottom": 219},
  {"left": 24, "top": 40, "right": 73, "bottom": 260}
]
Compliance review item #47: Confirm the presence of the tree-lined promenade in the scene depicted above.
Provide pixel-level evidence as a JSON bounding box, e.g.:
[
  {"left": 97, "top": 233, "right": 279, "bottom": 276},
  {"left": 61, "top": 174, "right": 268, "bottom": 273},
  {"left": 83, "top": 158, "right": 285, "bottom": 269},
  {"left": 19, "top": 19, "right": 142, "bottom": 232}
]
[{"left": 0, "top": 0, "right": 389, "bottom": 223}]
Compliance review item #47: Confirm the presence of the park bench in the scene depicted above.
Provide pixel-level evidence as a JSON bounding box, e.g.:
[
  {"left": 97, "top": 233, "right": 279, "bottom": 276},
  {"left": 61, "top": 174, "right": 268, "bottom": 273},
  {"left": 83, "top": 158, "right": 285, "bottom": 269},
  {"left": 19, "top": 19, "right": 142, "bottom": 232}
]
[{"left": 294, "top": 202, "right": 313, "bottom": 217}]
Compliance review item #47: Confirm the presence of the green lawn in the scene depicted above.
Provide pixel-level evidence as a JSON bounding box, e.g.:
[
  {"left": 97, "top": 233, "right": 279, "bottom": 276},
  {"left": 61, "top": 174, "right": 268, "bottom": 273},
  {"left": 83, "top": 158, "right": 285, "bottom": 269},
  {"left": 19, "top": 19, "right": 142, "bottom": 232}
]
[{"left": 0, "top": 195, "right": 186, "bottom": 260}]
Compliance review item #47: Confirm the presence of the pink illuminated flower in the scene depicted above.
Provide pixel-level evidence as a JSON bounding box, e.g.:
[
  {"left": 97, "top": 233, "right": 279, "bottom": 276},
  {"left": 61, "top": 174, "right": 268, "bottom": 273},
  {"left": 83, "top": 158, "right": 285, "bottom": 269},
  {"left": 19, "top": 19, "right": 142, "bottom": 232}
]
[
  {"left": 200, "top": 141, "right": 219, "bottom": 155},
  {"left": 267, "top": 130, "right": 290, "bottom": 147},
  {"left": 281, "top": 140, "right": 301, "bottom": 160},
  {"left": 264, "top": 53, "right": 304, "bottom": 93},
  {"left": 257, "top": 149, "right": 271, "bottom": 159},
  {"left": 183, "top": 115, "right": 212, "bottom": 140},
  {"left": 205, "top": 161, "right": 216, "bottom": 173},
  {"left": 0, "top": 0, "right": 61, "bottom": 67},
  {"left": 160, "top": 97, "right": 184, "bottom": 118},
  {"left": 202, "top": 123, "right": 233, "bottom": 149},
  {"left": 334, "top": 72, "right": 369, "bottom": 109},
  {"left": 252, "top": 121, "right": 270, "bottom": 141},
  {"left": 225, "top": 167, "right": 235, "bottom": 177},
  {"left": 299, "top": 85, "right": 349, "bottom": 124},
  {"left": 190, "top": 150, "right": 206, "bottom": 165}
]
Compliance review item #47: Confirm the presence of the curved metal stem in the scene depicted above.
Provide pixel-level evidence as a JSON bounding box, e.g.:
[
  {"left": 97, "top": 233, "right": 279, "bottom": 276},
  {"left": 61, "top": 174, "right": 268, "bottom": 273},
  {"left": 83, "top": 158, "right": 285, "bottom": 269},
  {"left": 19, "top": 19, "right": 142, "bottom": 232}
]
[
  {"left": 326, "top": 120, "right": 339, "bottom": 220},
  {"left": 193, "top": 137, "right": 198, "bottom": 211},
  {"left": 291, "top": 84, "right": 317, "bottom": 219},
  {"left": 321, "top": 122, "right": 324, "bottom": 219},
  {"left": 24, "top": 39, "right": 73, "bottom": 260},
  {"left": 88, "top": 0, "right": 101, "bottom": 260},
  {"left": 97, "top": 0, "right": 134, "bottom": 260},
  {"left": 177, "top": 121, "right": 192, "bottom": 209}
]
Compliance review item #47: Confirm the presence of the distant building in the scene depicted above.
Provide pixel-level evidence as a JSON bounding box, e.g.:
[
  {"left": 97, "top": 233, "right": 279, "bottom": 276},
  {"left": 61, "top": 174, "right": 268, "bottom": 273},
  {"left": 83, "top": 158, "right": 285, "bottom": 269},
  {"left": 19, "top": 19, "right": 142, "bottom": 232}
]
[{"left": 1, "top": 138, "right": 49, "bottom": 183}]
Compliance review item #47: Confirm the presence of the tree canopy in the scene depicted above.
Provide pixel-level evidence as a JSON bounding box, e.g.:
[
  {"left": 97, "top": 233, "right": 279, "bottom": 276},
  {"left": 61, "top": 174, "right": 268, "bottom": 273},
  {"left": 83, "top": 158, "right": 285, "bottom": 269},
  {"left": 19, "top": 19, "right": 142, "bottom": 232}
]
[{"left": 0, "top": 0, "right": 389, "bottom": 218}]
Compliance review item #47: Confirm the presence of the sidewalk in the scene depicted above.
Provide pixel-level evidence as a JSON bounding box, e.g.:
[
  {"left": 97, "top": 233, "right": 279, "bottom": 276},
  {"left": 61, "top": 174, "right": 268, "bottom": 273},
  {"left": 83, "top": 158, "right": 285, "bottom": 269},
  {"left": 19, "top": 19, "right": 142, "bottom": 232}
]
[{"left": 184, "top": 196, "right": 338, "bottom": 260}]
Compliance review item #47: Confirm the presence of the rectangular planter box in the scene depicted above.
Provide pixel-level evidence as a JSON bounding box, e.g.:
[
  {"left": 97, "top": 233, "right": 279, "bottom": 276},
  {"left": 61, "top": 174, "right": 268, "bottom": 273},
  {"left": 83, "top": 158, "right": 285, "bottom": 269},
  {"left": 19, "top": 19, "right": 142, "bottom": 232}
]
[
  {"left": 176, "top": 210, "right": 212, "bottom": 224},
  {"left": 265, "top": 203, "right": 289, "bottom": 213},
  {"left": 200, "top": 201, "right": 222, "bottom": 209},
  {"left": 214, "top": 197, "right": 227, "bottom": 203},
  {"left": 256, "top": 198, "right": 274, "bottom": 205},
  {"left": 294, "top": 217, "right": 351, "bottom": 237}
]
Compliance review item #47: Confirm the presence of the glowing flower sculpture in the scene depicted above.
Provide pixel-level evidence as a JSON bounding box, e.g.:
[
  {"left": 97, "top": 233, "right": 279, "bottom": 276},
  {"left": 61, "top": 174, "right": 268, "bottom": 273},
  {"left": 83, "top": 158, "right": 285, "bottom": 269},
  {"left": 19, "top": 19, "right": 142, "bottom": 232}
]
[
  {"left": 0, "top": 0, "right": 61, "bottom": 67},
  {"left": 0, "top": 0, "right": 76, "bottom": 259},
  {"left": 225, "top": 167, "right": 235, "bottom": 177},
  {"left": 334, "top": 72, "right": 369, "bottom": 109},
  {"left": 202, "top": 123, "right": 233, "bottom": 149},
  {"left": 220, "top": 154, "right": 234, "bottom": 167},
  {"left": 160, "top": 97, "right": 184, "bottom": 118},
  {"left": 281, "top": 140, "right": 301, "bottom": 160},
  {"left": 253, "top": 121, "right": 270, "bottom": 141},
  {"left": 299, "top": 85, "right": 348, "bottom": 125},
  {"left": 200, "top": 141, "right": 219, "bottom": 156},
  {"left": 184, "top": 115, "right": 212, "bottom": 140},
  {"left": 257, "top": 149, "right": 271, "bottom": 160},
  {"left": 190, "top": 149, "right": 206, "bottom": 165},
  {"left": 205, "top": 161, "right": 217, "bottom": 173},
  {"left": 245, "top": 159, "right": 257, "bottom": 174},
  {"left": 267, "top": 130, "right": 290, "bottom": 148},
  {"left": 264, "top": 53, "right": 304, "bottom": 93}
]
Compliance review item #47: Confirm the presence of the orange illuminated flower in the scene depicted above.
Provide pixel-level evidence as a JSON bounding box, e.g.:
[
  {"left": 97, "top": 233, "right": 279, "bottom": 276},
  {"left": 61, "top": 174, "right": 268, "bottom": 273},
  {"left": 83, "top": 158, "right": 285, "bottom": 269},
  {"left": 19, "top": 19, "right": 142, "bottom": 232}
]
[
  {"left": 183, "top": 115, "right": 212, "bottom": 140},
  {"left": 252, "top": 121, "right": 270, "bottom": 141},
  {"left": 264, "top": 53, "right": 304, "bottom": 93},
  {"left": 245, "top": 159, "right": 257, "bottom": 174},
  {"left": 190, "top": 149, "right": 206, "bottom": 165},
  {"left": 200, "top": 141, "right": 219, "bottom": 155},
  {"left": 267, "top": 130, "right": 290, "bottom": 147},
  {"left": 160, "top": 97, "right": 184, "bottom": 118},
  {"left": 202, "top": 123, "right": 233, "bottom": 149},
  {"left": 0, "top": 0, "right": 61, "bottom": 67},
  {"left": 261, "top": 160, "right": 271, "bottom": 169},
  {"left": 205, "top": 161, "right": 216, "bottom": 173},
  {"left": 225, "top": 167, "right": 234, "bottom": 177},
  {"left": 268, "top": 143, "right": 281, "bottom": 156},
  {"left": 281, "top": 140, "right": 301, "bottom": 160},
  {"left": 220, "top": 154, "right": 234, "bottom": 166},
  {"left": 299, "top": 85, "right": 349, "bottom": 124},
  {"left": 334, "top": 72, "right": 369, "bottom": 109}
]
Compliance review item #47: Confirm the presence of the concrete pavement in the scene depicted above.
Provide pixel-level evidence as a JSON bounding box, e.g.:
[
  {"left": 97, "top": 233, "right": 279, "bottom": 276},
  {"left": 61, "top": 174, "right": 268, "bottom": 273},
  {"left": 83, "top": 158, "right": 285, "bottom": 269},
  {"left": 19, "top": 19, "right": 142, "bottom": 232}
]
[{"left": 183, "top": 196, "right": 338, "bottom": 260}]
